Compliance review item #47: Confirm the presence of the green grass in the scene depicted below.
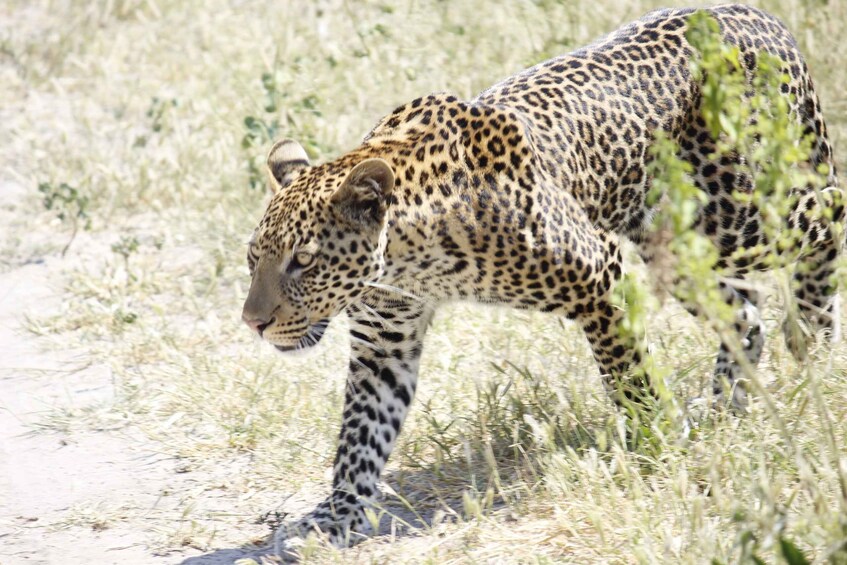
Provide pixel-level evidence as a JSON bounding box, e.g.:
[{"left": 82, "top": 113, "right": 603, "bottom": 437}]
[{"left": 3, "top": 0, "right": 847, "bottom": 562}]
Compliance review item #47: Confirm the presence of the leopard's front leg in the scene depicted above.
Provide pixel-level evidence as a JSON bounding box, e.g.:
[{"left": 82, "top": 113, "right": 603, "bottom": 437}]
[{"left": 276, "top": 293, "right": 433, "bottom": 551}]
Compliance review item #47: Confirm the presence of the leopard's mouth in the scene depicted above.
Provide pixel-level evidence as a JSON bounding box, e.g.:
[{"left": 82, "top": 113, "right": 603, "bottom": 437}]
[{"left": 273, "top": 318, "right": 330, "bottom": 352}]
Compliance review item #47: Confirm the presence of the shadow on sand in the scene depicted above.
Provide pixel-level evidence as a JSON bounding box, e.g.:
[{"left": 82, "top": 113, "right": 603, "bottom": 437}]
[{"left": 178, "top": 463, "right": 483, "bottom": 564}]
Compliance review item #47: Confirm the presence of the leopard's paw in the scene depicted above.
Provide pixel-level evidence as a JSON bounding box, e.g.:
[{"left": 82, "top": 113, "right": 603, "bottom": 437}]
[{"left": 272, "top": 494, "right": 374, "bottom": 559}]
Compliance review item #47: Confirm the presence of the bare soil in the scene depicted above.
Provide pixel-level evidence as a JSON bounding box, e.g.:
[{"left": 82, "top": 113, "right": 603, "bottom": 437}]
[{"left": 0, "top": 182, "right": 268, "bottom": 565}]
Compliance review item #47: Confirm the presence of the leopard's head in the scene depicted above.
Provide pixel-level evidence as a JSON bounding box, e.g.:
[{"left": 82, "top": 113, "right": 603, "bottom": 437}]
[{"left": 241, "top": 139, "right": 395, "bottom": 351}]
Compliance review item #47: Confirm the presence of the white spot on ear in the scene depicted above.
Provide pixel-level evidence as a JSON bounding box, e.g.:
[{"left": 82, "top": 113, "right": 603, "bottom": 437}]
[{"left": 267, "top": 139, "right": 311, "bottom": 193}]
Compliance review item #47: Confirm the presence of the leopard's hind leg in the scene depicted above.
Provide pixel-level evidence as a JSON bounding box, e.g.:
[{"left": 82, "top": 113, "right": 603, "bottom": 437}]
[
  {"left": 710, "top": 280, "right": 765, "bottom": 410},
  {"left": 783, "top": 70, "right": 844, "bottom": 358},
  {"left": 639, "top": 114, "right": 769, "bottom": 412},
  {"left": 783, "top": 189, "right": 844, "bottom": 360},
  {"left": 637, "top": 226, "right": 765, "bottom": 412}
]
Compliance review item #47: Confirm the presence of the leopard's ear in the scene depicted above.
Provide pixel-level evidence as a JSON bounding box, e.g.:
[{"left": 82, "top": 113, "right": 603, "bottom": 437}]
[
  {"left": 331, "top": 158, "right": 395, "bottom": 226},
  {"left": 266, "top": 139, "right": 310, "bottom": 194}
]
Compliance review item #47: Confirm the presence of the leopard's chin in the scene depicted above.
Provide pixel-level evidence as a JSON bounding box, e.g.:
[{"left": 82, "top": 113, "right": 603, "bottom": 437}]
[{"left": 273, "top": 319, "right": 330, "bottom": 352}]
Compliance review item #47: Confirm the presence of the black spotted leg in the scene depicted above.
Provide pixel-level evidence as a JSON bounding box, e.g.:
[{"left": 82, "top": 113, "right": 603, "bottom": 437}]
[
  {"left": 784, "top": 189, "right": 844, "bottom": 360},
  {"left": 578, "top": 299, "right": 656, "bottom": 409},
  {"left": 709, "top": 281, "right": 764, "bottom": 411},
  {"left": 276, "top": 292, "right": 434, "bottom": 551},
  {"left": 562, "top": 229, "right": 659, "bottom": 410}
]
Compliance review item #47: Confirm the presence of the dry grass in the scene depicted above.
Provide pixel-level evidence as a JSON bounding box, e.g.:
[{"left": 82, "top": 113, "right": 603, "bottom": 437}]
[{"left": 3, "top": 0, "right": 847, "bottom": 562}]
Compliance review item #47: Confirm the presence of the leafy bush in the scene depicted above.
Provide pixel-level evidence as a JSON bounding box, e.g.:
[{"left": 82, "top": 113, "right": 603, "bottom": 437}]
[
  {"left": 38, "top": 181, "right": 92, "bottom": 256},
  {"left": 640, "top": 11, "right": 846, "bottom": 563}
]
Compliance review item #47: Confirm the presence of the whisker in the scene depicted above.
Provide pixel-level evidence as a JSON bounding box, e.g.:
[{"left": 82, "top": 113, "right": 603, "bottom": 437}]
[
  {"left": 353, "top": 303, "right": 400, "bottom": 331},
  {"left": 349, "top": 335, "right": 386, "bottom": 355},
  {"left": 349, "top": 356, "right": 371, "bottom": 373},
  {"left": 364, "top": 281, "right": 423, "bottom": 302}
]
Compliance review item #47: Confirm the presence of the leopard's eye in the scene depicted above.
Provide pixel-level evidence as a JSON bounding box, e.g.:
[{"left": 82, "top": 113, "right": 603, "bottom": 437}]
[
  {"left": 288, "top": 250, "right": 315, "bottom": 273},
  {"left": 247, "top": 243, "right": 260, "bottom": 275}
]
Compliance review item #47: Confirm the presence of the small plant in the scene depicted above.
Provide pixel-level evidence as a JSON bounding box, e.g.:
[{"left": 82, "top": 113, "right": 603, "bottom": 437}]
[
  {"left": 639, "top": 10, "right": 845, "bottom": 563},
  {"left": 38, "top": 181, "right": 92, "bottom": 256},
  {"left": 643, "top": 9, "right": 838, "bottom": 390},
  {"left": 134, "top": 96, "right": 178, "bottom": 147},
  {"left": 242, "top": 69, "right": 324, "bottom": 190},
  {"left": 111, "top": 235, "right": 140, "bottom": 279},
  {"left": 242, "top": 71, "right": 285, "bottom": 147},
  {"left": 146, "top": 96, "right": 178, "bottom": 133},
  {"left": 242, "top": 72, "right": 284, "bottom": 191}
]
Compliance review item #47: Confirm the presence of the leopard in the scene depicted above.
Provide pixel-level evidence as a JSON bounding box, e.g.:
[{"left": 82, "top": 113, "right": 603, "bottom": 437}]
[{"left": 241, "top": 3, "right": 842, "bottom": 553}]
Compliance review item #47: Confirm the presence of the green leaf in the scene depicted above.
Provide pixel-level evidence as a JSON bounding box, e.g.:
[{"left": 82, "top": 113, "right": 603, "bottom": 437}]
[{"left": 778, "top": 537, "right": 810, "bottom": 565}]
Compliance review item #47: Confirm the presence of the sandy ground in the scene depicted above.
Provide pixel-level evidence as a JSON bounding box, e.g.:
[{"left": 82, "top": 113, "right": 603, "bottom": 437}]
[
  {"left": 0, "top": 182, "right": 431, "bottom": 565},
  {"left": 0, "top": 182, "right": 273, "bottom": 565}
]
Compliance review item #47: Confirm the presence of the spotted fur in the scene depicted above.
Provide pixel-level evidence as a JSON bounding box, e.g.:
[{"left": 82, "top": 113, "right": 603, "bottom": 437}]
[{"left": 241, "top": 4, "right": 842, "bottom": 550}]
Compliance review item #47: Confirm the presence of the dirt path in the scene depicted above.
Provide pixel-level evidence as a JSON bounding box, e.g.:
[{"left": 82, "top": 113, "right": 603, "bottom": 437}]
[
  {"left": 0, "top": 262, "right": 152, "bottom": 563},
  {"left": 0, "top": 180, "right": 431, "bottom": 565},
  {"left": 0, "top": 183, "right": 269, "bottom": 565}
]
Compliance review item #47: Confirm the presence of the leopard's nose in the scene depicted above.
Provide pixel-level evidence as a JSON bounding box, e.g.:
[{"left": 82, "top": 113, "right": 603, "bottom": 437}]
[{"left": 243, "top": 315, "right": 273, "bottom": 337}]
